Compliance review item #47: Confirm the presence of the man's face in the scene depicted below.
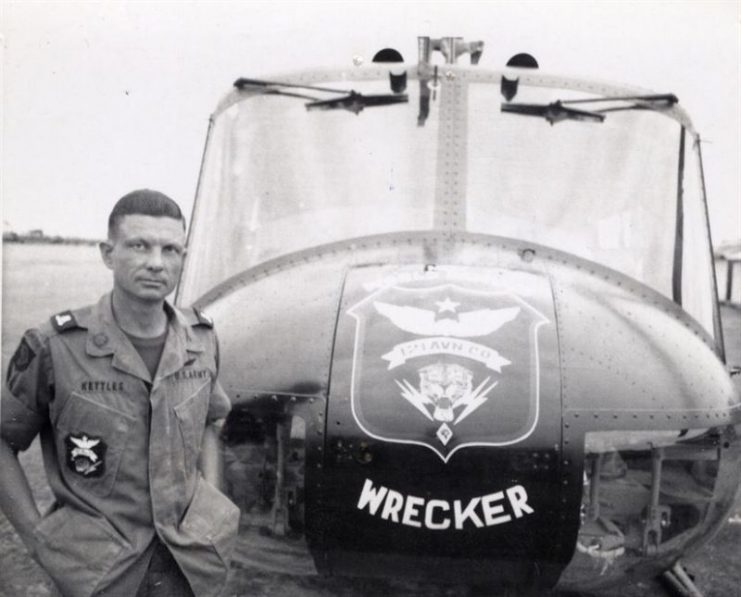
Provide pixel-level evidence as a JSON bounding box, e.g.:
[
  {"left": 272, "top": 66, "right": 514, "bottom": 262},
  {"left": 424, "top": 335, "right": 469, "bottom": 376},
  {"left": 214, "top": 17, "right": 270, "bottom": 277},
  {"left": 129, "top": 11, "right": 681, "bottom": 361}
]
[{"left": 100, "top": 215, "right": 187, "bottom": 303}]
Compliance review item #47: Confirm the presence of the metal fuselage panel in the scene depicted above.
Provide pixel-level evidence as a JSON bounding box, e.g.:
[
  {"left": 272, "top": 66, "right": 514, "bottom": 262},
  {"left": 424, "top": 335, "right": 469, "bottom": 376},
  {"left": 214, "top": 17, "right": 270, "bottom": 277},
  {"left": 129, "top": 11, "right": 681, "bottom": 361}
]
[
  {"left": 196, "top": 233, "right": 740, "bottom": 587},
  {"left": 318, "top": 264, "right": 576, "bottom": 586},
  {"left": 197, "top": 233, "right": 733, "bottom": 420}
]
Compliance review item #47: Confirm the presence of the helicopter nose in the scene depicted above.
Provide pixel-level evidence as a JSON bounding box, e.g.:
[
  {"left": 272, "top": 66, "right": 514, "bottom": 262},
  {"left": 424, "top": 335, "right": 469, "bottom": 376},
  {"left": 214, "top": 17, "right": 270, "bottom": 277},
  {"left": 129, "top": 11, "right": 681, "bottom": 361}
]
[
  {"left": 318, "top": 263, "right": 569, "bottom": 587},
  {"left": 203, "top": 241, "right": 741, "bottom": 591}
]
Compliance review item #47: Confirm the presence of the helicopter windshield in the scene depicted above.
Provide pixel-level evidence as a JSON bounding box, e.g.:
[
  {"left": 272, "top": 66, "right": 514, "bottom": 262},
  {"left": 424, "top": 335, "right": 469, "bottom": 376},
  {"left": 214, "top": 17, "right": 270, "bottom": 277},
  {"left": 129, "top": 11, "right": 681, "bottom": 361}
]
[{"left": 179, "top": 70, "right": 716, "bottom": 336}]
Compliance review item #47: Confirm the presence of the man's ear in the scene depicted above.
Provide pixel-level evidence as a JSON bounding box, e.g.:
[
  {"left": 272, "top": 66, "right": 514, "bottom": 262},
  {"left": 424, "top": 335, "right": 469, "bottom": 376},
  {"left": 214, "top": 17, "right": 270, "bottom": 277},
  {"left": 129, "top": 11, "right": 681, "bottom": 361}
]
[{"left": 99, "top": 241, "right": 114, "bottom": 270}]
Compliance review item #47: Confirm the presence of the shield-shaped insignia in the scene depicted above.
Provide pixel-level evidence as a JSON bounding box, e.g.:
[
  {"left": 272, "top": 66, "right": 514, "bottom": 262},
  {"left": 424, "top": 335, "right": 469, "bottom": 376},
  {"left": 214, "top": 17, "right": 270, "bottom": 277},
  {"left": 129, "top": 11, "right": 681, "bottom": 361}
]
[
  {"left": 65, "top": 433, "right": 107, "bottom": 477},
  {"left": 347, "top": 283, "right": 548, "bottom": 462},
  {"left": 8, "top": 337, "right": 35, "bottom": 376}
]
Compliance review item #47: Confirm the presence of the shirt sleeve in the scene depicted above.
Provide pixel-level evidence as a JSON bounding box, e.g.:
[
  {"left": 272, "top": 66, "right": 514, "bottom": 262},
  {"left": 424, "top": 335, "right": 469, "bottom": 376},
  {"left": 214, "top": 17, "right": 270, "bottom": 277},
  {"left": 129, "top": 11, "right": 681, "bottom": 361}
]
[
  {"left": 206, "top": 331, "right": 231, "bottom": 423},
  {"left": 2, "top": 329, "right": 54, "bottom": 451},
  {"left": 207, "top": 378, "right": 232, "bottom": 423}
]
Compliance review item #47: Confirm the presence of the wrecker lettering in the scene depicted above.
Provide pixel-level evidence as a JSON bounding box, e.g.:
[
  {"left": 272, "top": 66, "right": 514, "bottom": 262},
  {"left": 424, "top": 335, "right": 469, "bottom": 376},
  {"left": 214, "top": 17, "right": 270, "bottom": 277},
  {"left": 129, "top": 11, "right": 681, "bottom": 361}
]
[
  {"left": 507, "top": 484, "right": 534, "bottom": 518},
  {"left": 401, "top": 495, "right": 425, "bottom": 528},
  {"left": 454, "top": 497, "right": 484, "bottom": 529},
  {"left": 425, "top": 499, "right": 451, "bottom": 530},
  {"left": 357, "top": 478, "right": 388, "bottom": 515},
  {"left": 356, "top": 479, "right": 534, "bottom": 530},
  {"left": 380, "top": 489, "right": 404, "bottom": 522},
  {"left": 481, "top": 491, "right": 512, "bottom": 526}
]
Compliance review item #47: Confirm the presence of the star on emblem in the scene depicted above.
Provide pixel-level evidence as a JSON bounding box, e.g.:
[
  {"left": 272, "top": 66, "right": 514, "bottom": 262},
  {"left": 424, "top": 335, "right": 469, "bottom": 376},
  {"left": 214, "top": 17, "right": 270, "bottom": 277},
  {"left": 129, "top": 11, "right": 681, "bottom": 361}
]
[{"left": 434, "top": 297, "right": 460, "bottom": 313}]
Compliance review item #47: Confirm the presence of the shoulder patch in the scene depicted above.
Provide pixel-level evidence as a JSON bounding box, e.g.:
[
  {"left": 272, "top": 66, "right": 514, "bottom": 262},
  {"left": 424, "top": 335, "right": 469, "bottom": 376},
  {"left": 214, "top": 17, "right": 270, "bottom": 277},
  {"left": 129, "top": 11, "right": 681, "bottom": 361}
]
[
  {"left": 192, "top": 308, "right": 214, "bottom": 328},
  {"left": 51, "top": 310, "right": 81, "bottom": 332},
  {"left": 7, "top": 337, "right": 36, "bottom": 379}
]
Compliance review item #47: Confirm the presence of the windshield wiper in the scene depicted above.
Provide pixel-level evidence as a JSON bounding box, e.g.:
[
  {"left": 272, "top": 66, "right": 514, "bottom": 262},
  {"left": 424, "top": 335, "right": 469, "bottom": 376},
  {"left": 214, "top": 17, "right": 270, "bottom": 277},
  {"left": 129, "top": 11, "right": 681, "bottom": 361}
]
[
  {"left": 501, "top": 93, "right": 678, "bottom": 125},
  {"left": 502, "top": 101, "right": 605, "bottom": 124},
  {"left": 556, "top": 93, "right": 678, "bottom": 106},
  {"left": 305, "top": 91, "right": 408, "bottom": 115},
  {"left": 234, "top": 77, "right": 407, "bottom": 115}
]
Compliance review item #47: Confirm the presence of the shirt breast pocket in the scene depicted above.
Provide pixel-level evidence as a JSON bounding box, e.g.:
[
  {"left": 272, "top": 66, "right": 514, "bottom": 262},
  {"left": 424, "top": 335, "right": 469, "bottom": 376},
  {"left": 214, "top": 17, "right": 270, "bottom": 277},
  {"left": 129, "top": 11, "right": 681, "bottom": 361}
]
[
  {"left": 54, "top": 392, "right": 134, "bottom": 498},
  {"left": 174, "top": 380, "right": 210, "bottom": 472}
]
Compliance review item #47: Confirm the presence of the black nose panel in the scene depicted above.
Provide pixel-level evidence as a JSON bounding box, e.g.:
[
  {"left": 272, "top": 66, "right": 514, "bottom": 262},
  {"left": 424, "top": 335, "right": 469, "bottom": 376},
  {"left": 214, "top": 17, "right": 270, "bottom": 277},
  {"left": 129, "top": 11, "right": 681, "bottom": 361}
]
[{"left": 306, "top": 265, "right": 583, "bottom": 589}]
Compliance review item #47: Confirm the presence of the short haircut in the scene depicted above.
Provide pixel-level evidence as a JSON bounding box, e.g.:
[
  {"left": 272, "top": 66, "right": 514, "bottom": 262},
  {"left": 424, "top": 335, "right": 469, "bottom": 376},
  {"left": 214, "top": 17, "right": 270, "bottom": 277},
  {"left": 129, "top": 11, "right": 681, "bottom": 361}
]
[{"left": 108, "top": 189, "right": 185, "bottom": 239}]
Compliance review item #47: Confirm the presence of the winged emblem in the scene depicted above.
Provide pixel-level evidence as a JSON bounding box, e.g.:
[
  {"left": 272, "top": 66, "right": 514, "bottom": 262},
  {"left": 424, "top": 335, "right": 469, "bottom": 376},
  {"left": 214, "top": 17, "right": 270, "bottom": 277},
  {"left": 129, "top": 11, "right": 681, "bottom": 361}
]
[
  {"left": 70, "top": 435, "right": 101, "bottom": 461},
  {"left": 346, "top": 281, "right": 549, "bottom": 462},
  {"left": 374, "top": 302, "right": 520, "bottom": 337}
]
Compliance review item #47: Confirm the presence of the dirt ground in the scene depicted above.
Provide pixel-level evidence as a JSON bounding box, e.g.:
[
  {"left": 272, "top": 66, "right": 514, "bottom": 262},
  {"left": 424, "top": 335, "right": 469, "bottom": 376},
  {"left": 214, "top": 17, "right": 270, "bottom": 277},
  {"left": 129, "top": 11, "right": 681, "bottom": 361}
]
[{"left": 1, "top": 244, "right": 739, "bottom": 596}]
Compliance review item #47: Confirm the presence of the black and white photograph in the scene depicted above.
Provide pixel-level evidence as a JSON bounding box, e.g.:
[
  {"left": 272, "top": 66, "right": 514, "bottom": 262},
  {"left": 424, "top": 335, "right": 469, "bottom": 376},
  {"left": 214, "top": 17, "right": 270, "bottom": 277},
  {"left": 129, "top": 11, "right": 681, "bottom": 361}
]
[{"left": 2, "top": 2, "right": 740, "bottom": 596}]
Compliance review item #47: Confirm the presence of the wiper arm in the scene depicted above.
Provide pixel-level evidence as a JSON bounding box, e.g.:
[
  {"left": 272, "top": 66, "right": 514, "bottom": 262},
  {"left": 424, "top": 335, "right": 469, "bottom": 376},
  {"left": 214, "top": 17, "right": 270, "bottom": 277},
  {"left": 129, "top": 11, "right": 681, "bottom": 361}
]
[
  {"left": 502, "top": 101, "right": 605, "bottom": 125},
  {"left": 305, "top": 91, "right": 408, "bottom": 115},
  {"left": 501, "top": 94, "right": 678, "bottom": 125},
  {"left": 234, "top": 77, "right": 353, "bottom": 95},
  {"left": 234, "top": 77, "right": 408, "bottom": 115},
  {"left": 557, "top": 93, "right": 678, "bottom": 106}
]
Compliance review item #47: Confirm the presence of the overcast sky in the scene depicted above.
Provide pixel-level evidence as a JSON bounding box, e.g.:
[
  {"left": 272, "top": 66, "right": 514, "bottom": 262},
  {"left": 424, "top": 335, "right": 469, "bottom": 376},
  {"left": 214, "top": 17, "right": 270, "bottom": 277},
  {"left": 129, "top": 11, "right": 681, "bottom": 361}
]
[{"left": 2, "top": 1, "right": 739, "bottom": 244}]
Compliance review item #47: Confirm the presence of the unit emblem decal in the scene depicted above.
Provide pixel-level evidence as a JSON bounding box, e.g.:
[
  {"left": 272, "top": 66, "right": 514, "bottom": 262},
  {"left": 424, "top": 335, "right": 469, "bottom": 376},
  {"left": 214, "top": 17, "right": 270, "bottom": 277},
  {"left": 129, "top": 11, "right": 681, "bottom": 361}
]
[
  {"left": 65, "top": 433, "right": 107, "bottom": 477},
  {"left": 347, "top": 283, "right": 548, "bottom": 462}
]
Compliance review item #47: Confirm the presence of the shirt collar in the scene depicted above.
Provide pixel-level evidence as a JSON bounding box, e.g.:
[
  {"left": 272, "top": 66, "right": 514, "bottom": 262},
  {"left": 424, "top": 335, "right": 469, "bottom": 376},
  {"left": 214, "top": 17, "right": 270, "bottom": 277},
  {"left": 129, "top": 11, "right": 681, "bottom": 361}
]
[{"left": 84, "top": 293, "right": 204, "bottom": 382}]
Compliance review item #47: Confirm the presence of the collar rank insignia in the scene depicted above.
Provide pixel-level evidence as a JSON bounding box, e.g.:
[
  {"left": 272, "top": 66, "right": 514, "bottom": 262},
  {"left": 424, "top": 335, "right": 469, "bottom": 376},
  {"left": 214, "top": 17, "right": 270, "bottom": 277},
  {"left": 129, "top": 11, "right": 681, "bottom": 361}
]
[
  {"left": 51, "top": 311, "right": 79, "bottom": 332},
  {"left": 65, "top": 433, "right": 107, "bottom": 477},
  {"left": 347, "top": 283, "right": 549, "bottom": 463}
]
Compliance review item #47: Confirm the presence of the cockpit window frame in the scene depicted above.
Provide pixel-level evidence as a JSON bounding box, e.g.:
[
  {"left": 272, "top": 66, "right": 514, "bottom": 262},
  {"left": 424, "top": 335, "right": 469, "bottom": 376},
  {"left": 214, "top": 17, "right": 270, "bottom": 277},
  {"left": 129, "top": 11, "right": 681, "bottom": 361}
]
[{"left": 178, "top": 65, "right": 722, "bottom": 354}]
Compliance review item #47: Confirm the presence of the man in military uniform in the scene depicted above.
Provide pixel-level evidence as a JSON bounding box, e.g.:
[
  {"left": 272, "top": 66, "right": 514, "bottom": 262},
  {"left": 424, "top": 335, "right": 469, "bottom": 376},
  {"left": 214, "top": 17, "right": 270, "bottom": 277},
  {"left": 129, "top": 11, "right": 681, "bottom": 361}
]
[{"left": 0, "top": 190, "right": 240, "bottom": 597}]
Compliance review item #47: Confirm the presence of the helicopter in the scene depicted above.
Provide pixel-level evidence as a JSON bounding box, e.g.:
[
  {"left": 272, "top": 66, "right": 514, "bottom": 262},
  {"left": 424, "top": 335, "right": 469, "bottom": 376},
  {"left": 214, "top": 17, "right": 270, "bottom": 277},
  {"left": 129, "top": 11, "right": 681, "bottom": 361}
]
[{"left": 174, "top": 36, "right": 741, "bottom": 596}]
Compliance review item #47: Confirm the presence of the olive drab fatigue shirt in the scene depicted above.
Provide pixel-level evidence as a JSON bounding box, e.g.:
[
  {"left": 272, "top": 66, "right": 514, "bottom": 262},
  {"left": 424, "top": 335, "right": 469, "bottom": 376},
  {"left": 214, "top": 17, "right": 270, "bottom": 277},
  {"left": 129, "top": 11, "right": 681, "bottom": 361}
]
[{"left": 1, "top": 294, "right": 240, "bottom": 597}]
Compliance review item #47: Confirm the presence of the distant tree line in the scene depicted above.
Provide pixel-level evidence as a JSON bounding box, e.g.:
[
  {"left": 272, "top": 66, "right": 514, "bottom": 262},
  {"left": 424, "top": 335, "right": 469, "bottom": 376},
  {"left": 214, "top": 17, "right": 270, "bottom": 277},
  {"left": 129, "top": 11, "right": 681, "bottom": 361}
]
[{"left": 2, "top": 231, "right": 99, "bottom": 246}]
